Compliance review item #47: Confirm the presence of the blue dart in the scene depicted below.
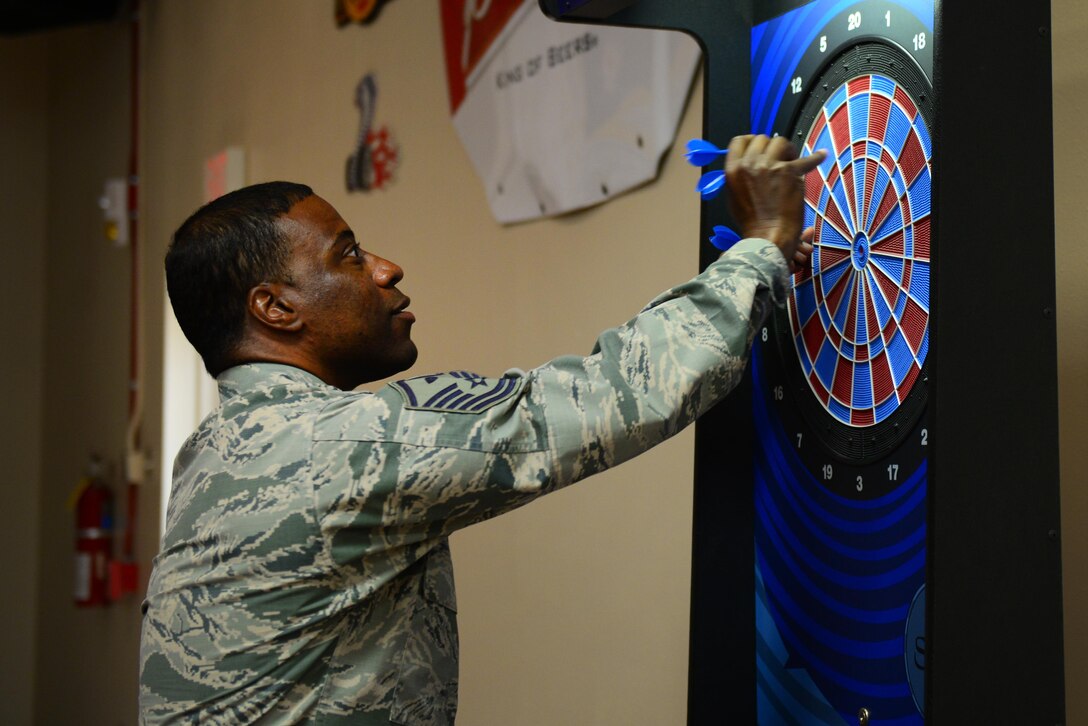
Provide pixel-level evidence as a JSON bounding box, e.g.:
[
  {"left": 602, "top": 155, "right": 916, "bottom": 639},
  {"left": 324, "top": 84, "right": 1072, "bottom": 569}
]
[
  {"left": 685, "top": 138, "right": 729, "bottom": 166},
  {"left": 696, "top": 170, "right": 726, "bottom": 199},
  {"left": 710, "top": 225, "right": 742, "bottom": 251}
]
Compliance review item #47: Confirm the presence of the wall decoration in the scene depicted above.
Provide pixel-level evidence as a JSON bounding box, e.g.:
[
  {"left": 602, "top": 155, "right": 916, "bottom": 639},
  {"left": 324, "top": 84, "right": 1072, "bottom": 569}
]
[
  {"left": 334, "top": 0, "right": 394, "bottom": 26},
  {"left": 346, "top": 73, "right": 399, "bottom": 192},
  {"left": 204, "top": 146, "right": 245, "bottom": 202},
  {"left": 440, "top": 0, "right": 700, "bottom": 223}
]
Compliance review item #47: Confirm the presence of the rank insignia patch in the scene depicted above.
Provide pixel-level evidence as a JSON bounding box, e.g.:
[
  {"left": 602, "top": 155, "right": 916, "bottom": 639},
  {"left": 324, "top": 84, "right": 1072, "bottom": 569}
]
[{"left": 392, "top": 371, "right": 523, "bottom": 414}]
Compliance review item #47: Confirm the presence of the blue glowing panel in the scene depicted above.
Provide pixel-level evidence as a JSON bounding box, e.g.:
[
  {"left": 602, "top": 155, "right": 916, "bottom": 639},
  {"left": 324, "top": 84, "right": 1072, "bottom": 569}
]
[{"left": 750, "top": 3, "right": 933, "bottom": 722}]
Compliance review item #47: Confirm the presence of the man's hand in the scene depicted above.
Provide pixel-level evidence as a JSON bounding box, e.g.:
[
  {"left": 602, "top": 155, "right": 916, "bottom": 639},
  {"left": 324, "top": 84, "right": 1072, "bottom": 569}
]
[{"left": 725, "top": 135, "right": 826, "bottom": 271}]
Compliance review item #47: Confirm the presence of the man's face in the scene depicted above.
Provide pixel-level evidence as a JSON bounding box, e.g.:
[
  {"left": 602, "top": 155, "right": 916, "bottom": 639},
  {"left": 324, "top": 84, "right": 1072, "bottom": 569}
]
[{"left": 277, "top": 194, "right": 417, "bottom": 388}]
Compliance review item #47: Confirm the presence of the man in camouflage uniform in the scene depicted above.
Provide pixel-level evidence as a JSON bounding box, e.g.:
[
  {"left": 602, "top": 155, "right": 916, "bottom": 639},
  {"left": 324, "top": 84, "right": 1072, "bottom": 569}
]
[{"left": 139, "top": 136, "right": 825, "bottom": 724}]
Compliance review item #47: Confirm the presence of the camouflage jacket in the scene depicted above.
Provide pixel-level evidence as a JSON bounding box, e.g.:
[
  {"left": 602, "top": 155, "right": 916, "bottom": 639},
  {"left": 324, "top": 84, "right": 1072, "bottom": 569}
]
[{"left": 139, "top": 239, "right": 787, "bottom": 724}]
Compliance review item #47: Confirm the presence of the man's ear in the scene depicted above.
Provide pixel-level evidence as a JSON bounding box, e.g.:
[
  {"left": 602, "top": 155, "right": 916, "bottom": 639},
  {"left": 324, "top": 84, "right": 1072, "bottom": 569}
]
[{"left": 247, "top": 282, "right": 304, "bottom": 332}]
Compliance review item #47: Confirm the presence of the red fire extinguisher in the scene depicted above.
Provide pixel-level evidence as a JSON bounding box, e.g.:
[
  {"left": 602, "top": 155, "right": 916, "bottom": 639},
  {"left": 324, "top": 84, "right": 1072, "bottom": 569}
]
[{"left": 73, "top": 461, "right": 113, "bottom": 607}]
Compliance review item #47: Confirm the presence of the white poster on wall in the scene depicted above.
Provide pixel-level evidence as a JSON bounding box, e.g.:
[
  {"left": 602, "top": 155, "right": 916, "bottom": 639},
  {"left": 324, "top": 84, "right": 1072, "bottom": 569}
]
[{"left": 440, "top": 0, "right": 701, "bottom": 224}]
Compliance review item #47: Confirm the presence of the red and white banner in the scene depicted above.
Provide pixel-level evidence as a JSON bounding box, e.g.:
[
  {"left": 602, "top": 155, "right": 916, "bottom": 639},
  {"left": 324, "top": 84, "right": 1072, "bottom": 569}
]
[{"left": 440, "top": 0, "right": 700, "bottom": 224}]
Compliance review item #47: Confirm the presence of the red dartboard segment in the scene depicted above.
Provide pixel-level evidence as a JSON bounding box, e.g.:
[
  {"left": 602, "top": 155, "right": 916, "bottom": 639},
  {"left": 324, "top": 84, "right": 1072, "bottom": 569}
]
[
  {"left": 794, "top": 260, "right": 814, "bottom": 286},
  {"left": 899, "top": 189, "right": 912, "bottom": 226},
  {"left": 882, "top": 317, "right": 897, "bottom": 345},
  {"left": 894, "top": 85, "right": 918, "bottom": 118},
  {"left": 818, "top": 250, "right": 852, "bottom": 296},
  {"left": 869, "top": 94, "right": 892, "bottom": 143},
  {"left": 871, "top": 351, "right": 895, "bottom": 403},
  {"left": 820, "top": 246, "right": 851, "bottom": 269},
  {"left": 864, "top": 279, "right": 880, "bottom": 341},
  {"left": 913, "top": 216, "right": 931, "bottom": 261},
  {"left": 789, "top": 73, "right": 931, "bottom": 427},
  {"left": 848, "top": 75, "right": 871, "bottom": 95},
  {"left": 829, "top": 105, "right": 852, "bottom": 153},
  {"left": 872, "top": 229, "right": 904, "bottom": 256},
  {"left": 809, "top": 370, "right": 831, "bottom": 405},
  {"left": 880, "top": 148, "right": 896, "bottom": 172},
  {"left": 902, "top": 296, "right": 928, "bottom": 354},
  {"left": 852, "top": 408, "right": 874, "bottom": 426},
  {"left": 873, "top": 262, "right": 904, "bottom": 312},
  {"left": 863, "top": 151, "right": 880, "bottom": 223},
  {"left": 826, "top": 162, "right": 841, "bottom": 192},
  {"left": 870, "top": 183, "right": 900, "bottom": 238},
  {"left": 841, "top": 163, "right": 858, "bottom": 229},
  {"left": 806, "top": 168, "right": 825, "bottom": 205},
  {"left": 822, "top": 191, "right": 852, "bottom": 240},
  {"left": 833, "top": 357, "right": 854, "bottom": 403},
  {"left": 843, "top": 276, "right": 860, "bottom": 342},
  {"left": 897, "top": 363, "right": 920, "bottom": 400},
  {"left": 803, "top": 316, "right": 825, "bottom": 362},
  {"left": 899, "top": 130, "right": 927, "bottom": 185},
  {"left": 797, "top": 258, "right": 815, "bottom": 284},
  {"left": 823, "top": 270, "right": 852, "bottom": 329},
  {"left": 821, "top": 267, "right": 853, "bottom": 317},
  {"left": 851, "top": 141, "right": 870, "bottom": 226},
  {"left": 827, "top": 324, "right": 842, "bottom": 349}
]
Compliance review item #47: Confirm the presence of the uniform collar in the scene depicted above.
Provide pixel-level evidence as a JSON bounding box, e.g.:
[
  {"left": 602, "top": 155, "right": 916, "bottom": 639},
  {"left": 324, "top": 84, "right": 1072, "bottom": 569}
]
[{"left": 216, "top": 363, "right": 335, "bottom": 402}]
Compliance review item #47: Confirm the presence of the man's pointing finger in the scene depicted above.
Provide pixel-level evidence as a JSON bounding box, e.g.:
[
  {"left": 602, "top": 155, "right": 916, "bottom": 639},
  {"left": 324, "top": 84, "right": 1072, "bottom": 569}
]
[{"left": 787, "top": 149, "right": 829, "bottom": 175}]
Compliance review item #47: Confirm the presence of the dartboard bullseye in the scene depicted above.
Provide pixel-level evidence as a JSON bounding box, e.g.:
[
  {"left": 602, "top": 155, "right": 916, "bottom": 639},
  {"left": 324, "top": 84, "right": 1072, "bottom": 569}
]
[{"left": 790, "top": 72, "right": 932, "bottom": 428}]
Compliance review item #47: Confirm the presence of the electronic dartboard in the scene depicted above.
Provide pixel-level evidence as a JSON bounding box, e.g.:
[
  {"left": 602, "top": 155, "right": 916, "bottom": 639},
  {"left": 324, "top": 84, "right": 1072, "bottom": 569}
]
[
  {"left": 543, "top": 0, "right": 1065, "bottom": 722},
  {"left": 750, "top": 1, "right": 933, "bottom": 722}
]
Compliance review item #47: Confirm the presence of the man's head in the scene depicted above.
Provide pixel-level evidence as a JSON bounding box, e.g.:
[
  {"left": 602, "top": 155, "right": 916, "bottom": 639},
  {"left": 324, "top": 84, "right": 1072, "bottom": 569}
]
[{"left": 165, "top": 182, "right": 417, "bottom": 388}]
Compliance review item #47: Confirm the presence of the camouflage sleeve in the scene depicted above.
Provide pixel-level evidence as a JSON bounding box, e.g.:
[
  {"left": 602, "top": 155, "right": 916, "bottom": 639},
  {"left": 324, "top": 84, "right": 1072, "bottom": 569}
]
[
  {"left": 524, "top": 237, "right": 788, "bottom": 482},
  {"left": 313, "top": 238, "right": 787, "bottom": 543}
]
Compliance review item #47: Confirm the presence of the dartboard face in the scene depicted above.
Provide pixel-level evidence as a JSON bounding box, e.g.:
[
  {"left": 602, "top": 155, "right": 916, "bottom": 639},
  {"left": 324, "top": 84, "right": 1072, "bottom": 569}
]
[
  {"left": 776, "top": 40, "right": 934, "bottom": 465},
  {"left": 791, "top": 72, "right": 932, "bottom": 429},
  {"left": 749, "top": 2, "right": 933, "bottom": 724}
]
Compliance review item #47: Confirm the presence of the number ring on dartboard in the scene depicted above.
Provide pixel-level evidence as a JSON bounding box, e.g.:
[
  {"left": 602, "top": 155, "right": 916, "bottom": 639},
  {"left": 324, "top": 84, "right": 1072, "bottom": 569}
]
[{"left": 774, "top": 41, "right": 933, "bottom": 464}]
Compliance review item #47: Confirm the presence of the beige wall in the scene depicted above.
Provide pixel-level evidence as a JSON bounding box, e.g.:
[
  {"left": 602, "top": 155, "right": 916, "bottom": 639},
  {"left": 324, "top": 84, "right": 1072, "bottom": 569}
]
[
  {"left": 0, "top": 32, "right": 48, "bottom": 726},
  {"left": 2, "top": 0, "right": 1085, "bottom": 723},
  {"left": 1052, "top": 1, "right": 1088, "bottom": 722},
  {"left": 26, "top": 22, "right": 142, "bottom": 726}
]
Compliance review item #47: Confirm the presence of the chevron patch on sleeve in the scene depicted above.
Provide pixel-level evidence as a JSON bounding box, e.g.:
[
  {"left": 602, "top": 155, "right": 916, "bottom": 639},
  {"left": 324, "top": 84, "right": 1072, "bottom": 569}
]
[{"left": 391, "top": 371, "right": 523, "bottom": 414}]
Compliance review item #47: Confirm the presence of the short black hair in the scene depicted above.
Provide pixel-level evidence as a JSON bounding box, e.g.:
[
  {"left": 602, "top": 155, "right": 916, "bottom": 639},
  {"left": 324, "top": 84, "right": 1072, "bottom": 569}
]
[{"left": 165, "top": 181, "right": 314, "bottom": 376}]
